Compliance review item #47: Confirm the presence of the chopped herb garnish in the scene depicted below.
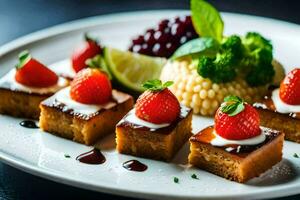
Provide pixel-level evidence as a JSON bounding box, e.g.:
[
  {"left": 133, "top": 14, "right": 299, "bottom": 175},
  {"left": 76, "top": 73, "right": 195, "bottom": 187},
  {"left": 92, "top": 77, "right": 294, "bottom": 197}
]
[
  {"left": 173, "top": 177, "right": 179, "bottom": 183},
  {"left": 294, "top": 153, "right": 299, "bottom": 158},
  {"left": 64, "top": 154, "right": 71, "bottom": 158},
  {"left": 191, "top": 174, "right": 199, "bottom": 179}
]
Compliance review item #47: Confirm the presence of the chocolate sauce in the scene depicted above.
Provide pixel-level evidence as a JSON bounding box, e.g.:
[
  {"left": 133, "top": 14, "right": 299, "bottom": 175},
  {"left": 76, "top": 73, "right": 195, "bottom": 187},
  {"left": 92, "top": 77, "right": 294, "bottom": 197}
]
[
  {"left": 191, "top": 126, "right": 280, "bottom": 155},
  {"left": 76, "top": 148, "right": 106, "bottom": 164},
  {"left": 19, "top": 120, "right": 39, "bottom": 129},
  {"left": 123, "top": 160, "right": 148, "bottom": 172}
]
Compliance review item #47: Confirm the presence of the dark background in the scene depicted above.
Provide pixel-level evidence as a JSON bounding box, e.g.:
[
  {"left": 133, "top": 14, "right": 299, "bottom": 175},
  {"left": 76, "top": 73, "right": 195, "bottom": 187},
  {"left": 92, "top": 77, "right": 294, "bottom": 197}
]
[{"left": 1, "top": 0, "right": 300, "bottom": 199}]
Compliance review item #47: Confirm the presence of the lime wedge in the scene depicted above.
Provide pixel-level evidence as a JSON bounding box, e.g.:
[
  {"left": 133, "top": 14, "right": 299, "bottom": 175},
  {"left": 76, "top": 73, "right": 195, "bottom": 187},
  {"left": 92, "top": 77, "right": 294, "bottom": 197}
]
[{"left": 104, "top": 47, "right": 167, "bottom": 92}]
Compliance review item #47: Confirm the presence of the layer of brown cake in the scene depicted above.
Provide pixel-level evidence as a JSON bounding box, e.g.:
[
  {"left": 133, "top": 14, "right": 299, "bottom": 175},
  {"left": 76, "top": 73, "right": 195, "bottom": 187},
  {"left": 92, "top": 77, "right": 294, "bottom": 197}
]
[
  {"left": 0, "top": 88, "right": 50, "bottom": 119},
  {"left": 188, "top": 127, "right": 284, "bottom": 183},
  {"left": 254, "top": 95, "right": 300, "bottom": 143},
  {"left": 116, "top": 106, "right": 193, "bottom": 161},
  {"left": 39, "top": 90, "right": 134, "bottom": 145}
]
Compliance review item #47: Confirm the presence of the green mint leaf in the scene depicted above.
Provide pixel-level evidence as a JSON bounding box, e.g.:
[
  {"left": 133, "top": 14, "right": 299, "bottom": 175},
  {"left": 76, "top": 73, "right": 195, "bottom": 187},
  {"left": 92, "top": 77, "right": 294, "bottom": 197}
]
[
  {"left": 171, "top": 37, "right": 220, "bottom": 60},
  {"left": 191, "top": 0, "right": 224, "bottom": 42},
  {"left": 16, "top": 50, "right": 31, "bottom": 69},
  {"left": 224, "top": 95, "right": 243, "bottom": 104},
  {"left": 142, "top": 79, "right": 172, "bottom": 91},
  {"left": 221, "top": 95, "right": 245, "bottom": 116},
  {"left": 173, "top": 177, "right": 179, "bottom": 183},
  {"left": 191, "top": 174, "right": 199, "bottom": 179},
  {"left": 163, "top": 81, "right": 174, "bottom": 88},
  {"left": 294, "top": 153, "right": 299, "bottom": 158},
  {"left": 221, "top": 103, "right": 238, "bottom": 114},
  {"left": 228, "top": 103, "right": 245, "bottom": 116}
]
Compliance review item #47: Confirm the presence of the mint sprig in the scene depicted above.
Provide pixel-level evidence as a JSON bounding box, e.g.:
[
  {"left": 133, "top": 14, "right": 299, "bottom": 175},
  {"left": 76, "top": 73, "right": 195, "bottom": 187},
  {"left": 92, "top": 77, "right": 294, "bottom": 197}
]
[
  {"left": 171, "top": 37, "right": 219, "bottom": 60},
  {"left": 191, "top": 0, "right": 224, "bottom": 42},
  {"left": 142, "top": 79, "right": 173, "bottom": 91},
  {"left": 221, "top": 95, "right": 245, "bottom": 116},
  {"left": 16, "top": 50, "right": 31, "bottom": 69}
]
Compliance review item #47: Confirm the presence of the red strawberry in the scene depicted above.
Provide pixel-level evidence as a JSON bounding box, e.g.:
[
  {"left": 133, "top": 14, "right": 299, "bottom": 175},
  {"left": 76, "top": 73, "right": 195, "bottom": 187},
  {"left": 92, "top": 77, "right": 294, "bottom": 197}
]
[
  {"left": 279, "top": 68, "right": 300, "bottom": 105},
  {"left": 215, "top": 96, "right": 261, "bottom": 140},
  {"left": 135, "top": 79, "right": 180, "bottom": 124},
  {"left": 15, "top": 50, "right": 58, "bottom": 87},
  {"left": 70, "top": 68, "right": 112, "bottom": 104},
  {"left": 71, "top": 34, "right": 102, "bottom": 73}
]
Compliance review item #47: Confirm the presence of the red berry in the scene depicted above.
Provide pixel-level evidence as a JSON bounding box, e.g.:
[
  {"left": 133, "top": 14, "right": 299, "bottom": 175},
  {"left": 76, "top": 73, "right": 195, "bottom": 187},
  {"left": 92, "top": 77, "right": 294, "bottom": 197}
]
[
  {"left": 215, "top": 104, "right": 261, "bottom": 140},
  {"left": 129, "top": 16, "right": 198, "bottom": 58},
  {"left": 15, "top": 51, "right": 58, "bottom": 87},
  {"left": 135, "top": 88, "right": 180, "bottom": 124},
  {"left": 71, "top": 35, "right": 101, "bottom": 73},
  {"left": 279, "top": 68, "right": 300, "bottom": 105},
  {"left": 70, "top": 68, "right": 112, "bottom": 104}
]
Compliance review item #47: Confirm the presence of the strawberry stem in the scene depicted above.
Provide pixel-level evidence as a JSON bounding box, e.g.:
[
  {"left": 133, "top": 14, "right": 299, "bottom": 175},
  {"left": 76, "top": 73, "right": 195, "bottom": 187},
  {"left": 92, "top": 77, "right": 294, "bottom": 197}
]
[
  {"left": 142, "top": 79, "right": 173, "bottom": 91},
  {"left": 221, "top": 95, "right": 245, "bottom": 116},
  {"left": 84, "top": 33, "right": 98, "bottom": 44},
  {"left": 16, "top": 50, "right": 31, "bottom": 69}
]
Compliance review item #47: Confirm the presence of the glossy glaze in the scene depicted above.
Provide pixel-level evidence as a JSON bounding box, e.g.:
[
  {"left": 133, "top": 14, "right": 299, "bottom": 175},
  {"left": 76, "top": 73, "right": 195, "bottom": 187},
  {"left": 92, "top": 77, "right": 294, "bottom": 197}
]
[
  {"left": 254, "top": 95, "right": 300, "bottom": 119},
  {"left": 191, "top": 126, "right": 280, "bottom": 154},
  {"left": 117, "top": 105, "right": 191, "bottom": 134},
  {"left": 76, "top": 148, "right": 106, "bottom": 164},
  {"left": 19, "top": 120, "right": 39, "bottom": 129},
  {"left": 123, "top": 160, "right": 148, "bottom": 172}
]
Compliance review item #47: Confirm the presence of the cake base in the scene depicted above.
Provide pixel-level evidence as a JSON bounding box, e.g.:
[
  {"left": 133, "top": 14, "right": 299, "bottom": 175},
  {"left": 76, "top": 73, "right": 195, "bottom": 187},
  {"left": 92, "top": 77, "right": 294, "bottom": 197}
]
[
  {"left": 257, "top": 108, "right": 300, "bottom": 143},
  {"left": 188, "top": 130, "right": 284, "bottom": 183},
  {"left": 0, "top": 88, "right": 48, "bottom": 119},
  {"left": 39, "top": 90, "right": 133, "bottom": 145},
  {"left": 116, "top": 109, "right": 193, "bottom": 162}
]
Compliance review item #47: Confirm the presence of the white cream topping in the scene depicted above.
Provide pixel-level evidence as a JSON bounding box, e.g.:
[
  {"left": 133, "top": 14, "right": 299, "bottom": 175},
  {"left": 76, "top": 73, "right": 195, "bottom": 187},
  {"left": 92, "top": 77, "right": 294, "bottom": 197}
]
[
  {"left": 271, "top": 88, "right": 300, "bottom": 113},
  {"left": 120, "top": 105, "right": 190, "bottom": 130},
  {"left": 54, "top": 87, "right": 116, "bottom": 115},
  {"left": 122, "top": 109, "right": 170, "bottom": 129},
  {"left": 0, "top": 68, "right": 68, "bottom": 94},
  {"left": 211, "top": 128, "right": 266, "bottom": 146},
  {"left": 48, "top": 59, "right": 76, "bottom": 79}
]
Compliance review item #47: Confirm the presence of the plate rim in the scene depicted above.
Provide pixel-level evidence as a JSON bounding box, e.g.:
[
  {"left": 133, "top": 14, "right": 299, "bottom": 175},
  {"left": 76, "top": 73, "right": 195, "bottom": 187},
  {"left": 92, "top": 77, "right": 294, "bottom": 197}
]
[{"left": 1, "top": 10, "right": 300, "bottom": 200}]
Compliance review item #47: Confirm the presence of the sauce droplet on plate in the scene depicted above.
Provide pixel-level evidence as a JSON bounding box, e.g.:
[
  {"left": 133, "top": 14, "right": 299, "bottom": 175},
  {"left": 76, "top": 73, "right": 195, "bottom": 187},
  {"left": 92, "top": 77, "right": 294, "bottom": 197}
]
[
  {"left": 123, "top": 160, "right": 148, "bottom": 172},
  {"left": 76, "top": 148, "right": 106, "bottom": 164},
  {"left": 19, "top": 120, "right": 39, "bottom": 128}
]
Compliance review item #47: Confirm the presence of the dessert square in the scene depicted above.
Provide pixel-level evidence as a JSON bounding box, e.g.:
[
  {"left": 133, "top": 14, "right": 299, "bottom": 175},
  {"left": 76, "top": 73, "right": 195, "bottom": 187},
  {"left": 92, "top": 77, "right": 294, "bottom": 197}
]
[
  {"left": 116, "top": 105, "right": 193, "bottom": 161},
  {"left": 0, "top": 69, "right": 68, "bottom": 119},
  {"left": 188, "top": 126, "right": 284, "bottom": 183},
  {"left": 254, "top": 95, "right": 300, "bottom": 143},
  {"left": 39, "top": 87, "right": 134, "bottom": 145}
]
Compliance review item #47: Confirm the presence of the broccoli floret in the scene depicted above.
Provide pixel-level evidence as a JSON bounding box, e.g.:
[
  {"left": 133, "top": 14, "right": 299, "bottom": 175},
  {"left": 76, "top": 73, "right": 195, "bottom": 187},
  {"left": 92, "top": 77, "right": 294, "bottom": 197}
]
[
  {"left": 197, "top": 32, "right": 274, "bottom": 87},
  {"left": 197, "top": 35, "right": 242, "bottom": 83},
  {"left": 241, "top": 32, "right": 274, "bottom": 86},
  {"left": 243, "top": 32, "right": 272, "bottom": 52}
]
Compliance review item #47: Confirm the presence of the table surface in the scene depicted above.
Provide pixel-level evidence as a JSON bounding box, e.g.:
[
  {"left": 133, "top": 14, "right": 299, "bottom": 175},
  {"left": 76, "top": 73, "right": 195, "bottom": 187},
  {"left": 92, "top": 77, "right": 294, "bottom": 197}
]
[{"left": 1, "top": 0, "right": 300, "bottom": 199}]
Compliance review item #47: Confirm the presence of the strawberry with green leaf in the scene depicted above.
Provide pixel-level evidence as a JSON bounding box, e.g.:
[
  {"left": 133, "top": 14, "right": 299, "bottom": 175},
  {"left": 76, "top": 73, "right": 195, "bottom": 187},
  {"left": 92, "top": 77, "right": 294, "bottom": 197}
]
[
  {"left": 135, "top": 79, "right": 180, "bottom": 124},
  {"left": 72, "top": 34, "right": 102, "bottom": 73},
  {"left": 15, "top": 50, "right": 58, "bottom": 87},
  {"left": 215, "top": 95, "right": 261, "bottom": 140}
]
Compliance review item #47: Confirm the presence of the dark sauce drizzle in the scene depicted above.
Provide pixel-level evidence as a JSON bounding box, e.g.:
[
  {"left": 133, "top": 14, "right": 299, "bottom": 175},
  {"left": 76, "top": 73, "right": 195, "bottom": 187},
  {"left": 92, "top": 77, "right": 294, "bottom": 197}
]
[
  {"left": 76, "top": 148, "right": 106, "bottom": 164},
  {"left": 123, "top": 160, "right": 148, "bottom": 172},
  {"left": 19, "top": 120, "right": 39, "bottom": 129}
]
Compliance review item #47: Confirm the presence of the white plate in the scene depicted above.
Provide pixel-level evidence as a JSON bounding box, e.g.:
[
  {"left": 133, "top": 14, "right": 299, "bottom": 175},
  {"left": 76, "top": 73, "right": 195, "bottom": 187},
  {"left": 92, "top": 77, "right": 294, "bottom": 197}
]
[{"left": 1, "top": 10, "right": 300, "bottom": 200}]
